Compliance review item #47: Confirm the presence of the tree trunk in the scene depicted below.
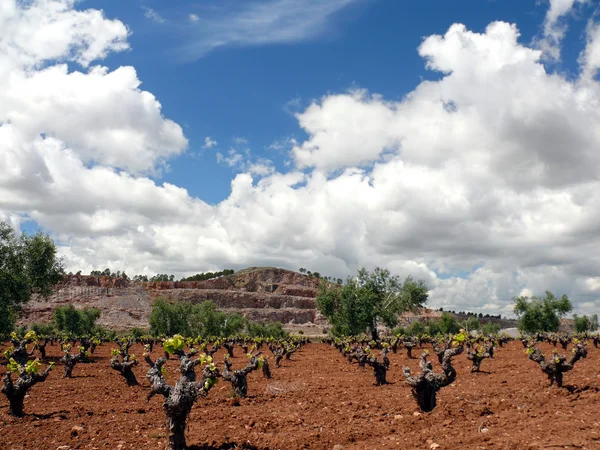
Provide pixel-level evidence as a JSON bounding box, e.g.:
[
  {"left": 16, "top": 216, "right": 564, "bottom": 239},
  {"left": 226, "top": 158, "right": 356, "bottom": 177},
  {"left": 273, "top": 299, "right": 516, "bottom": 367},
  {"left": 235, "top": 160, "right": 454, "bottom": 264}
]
[
  {"left": 165, "top": 414, "right": 187, "bottom": 450},
  {"left": 555, "top": 371, "right": 563, "bottom": 388},
  {"left": 123, "top": 367, "right": 139, "bottom": 386},
  {"left": 373, "top": 363, "right": 387, "bottom": 385},
  {"left": 8, "top": 392, "right": 26, "bottom": 417},
  {"left": 415, "top": 383, "right": 436, "bottom": 412},
  {"left": 370, "top": 323, "right": 379, "bottom": 341}
]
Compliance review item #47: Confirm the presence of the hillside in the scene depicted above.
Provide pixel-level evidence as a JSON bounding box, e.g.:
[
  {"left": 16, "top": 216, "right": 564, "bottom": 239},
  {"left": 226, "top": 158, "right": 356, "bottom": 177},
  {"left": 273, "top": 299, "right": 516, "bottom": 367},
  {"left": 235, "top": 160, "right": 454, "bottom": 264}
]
[
  {"left": 18, "top": 267, "right": 541, "bottom": 334},
  {"left": 18, "top": 267, "right": 326, "bottom": 331}
]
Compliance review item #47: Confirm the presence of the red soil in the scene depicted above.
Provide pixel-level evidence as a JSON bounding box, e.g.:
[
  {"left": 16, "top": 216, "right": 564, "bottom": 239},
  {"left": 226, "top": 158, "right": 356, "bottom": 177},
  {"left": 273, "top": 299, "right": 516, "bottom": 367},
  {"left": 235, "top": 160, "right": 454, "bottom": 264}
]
[{"left": 1, "top": 341, "right": 600, "bottom": 449}]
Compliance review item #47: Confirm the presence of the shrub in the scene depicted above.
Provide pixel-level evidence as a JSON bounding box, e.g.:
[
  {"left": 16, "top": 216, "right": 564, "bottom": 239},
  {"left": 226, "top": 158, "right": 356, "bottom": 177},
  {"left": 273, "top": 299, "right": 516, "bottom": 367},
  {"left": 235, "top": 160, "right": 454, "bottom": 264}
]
[
  {"left": 247, "top": 321, "right": 288, "bottom": 339},
  {"left": 149, "top": 299, "right": 246, "bottom": 337},
  {"left": 53, "top": 304, "right": 100, "bottom": 335},
  {"left": 514, "top": 291, "right": 572, "bottom": 333},
  {"left": 29, "top": 323, "right": 55, "bottom": 336},
  {"left": 573, "top": 314, "right": 599, "bottom": 333}
]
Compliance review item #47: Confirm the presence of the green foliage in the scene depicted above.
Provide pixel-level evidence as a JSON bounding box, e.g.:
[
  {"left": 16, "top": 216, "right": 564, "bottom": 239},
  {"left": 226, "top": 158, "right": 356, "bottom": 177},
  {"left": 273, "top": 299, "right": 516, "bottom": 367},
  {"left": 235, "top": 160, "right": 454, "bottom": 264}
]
[
  {"left": 463, "top": 316, "right": 481, "bottom": 332},
  {"left": 405, "top": 320, "right": 426, "bottom": 336},
  {"left": 247, "top": 321, "right": 288, "bottom": 338},
  {"left": 316, "top": 267, "right": 429, "bottom": 338},
  {"left": 150, "top": 274, "right": 175, "bottom": 282},
  {"left": 573, "top": 314, "right": 599, "bottom": 333},
  {"left": 129, "top": 327, "right": 148, "bottom": 339},
  {"left": 180, "top": 269, "right": 234, "bottom": 282},
  {"left": 149, "top": 298, "right": 247, "bottom": 337},
  {"left": 0, "top": 222, "right": 64, "bottom": 336},
  {"left": 53, "top": 304, "right": 100, "bottom": 335},
  {"left": 92, "top": 326, "right": 117, "bottom": 340},
  {"left": 163, "top": 335, "right": 186, "bottom": 354},
  {"left": 29, "top": 322, "right": 56, "bottom": 336},
  {"left": 514, "top": 291, "right": 572, "bottom": 333},
  {"left": 438, "top": 312, "right": 461, "bottom": 334},
  {"left": 480, "top": 321, "right": 501, "bottom": 335}
]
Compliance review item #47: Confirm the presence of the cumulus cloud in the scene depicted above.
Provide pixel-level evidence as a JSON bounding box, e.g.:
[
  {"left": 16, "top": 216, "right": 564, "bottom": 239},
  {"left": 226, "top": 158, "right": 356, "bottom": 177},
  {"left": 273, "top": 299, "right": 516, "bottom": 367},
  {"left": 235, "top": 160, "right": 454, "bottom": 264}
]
[{"left": 3, "top": 0, "right": 600, "bottom": 317}]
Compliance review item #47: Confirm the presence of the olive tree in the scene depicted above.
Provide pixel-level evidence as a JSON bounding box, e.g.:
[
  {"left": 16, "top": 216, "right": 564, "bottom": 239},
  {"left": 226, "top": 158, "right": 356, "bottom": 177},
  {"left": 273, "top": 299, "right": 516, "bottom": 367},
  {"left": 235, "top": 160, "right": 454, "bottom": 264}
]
[
  {"left": 513, "top": 291, "right": 572, "bottom": 333},
  {"left": 0, "top": 222, "right": 64, "bottom": 336},
  {"left": 317, "top": 267, "right": 428, "bottom": 340}
]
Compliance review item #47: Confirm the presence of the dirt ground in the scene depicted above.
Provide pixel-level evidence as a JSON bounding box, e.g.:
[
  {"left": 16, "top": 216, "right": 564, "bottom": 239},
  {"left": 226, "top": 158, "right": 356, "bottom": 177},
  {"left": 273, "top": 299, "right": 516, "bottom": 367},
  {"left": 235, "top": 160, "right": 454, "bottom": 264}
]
[{"left": 1, "top": 340, "right": 600, "bottom": 450}]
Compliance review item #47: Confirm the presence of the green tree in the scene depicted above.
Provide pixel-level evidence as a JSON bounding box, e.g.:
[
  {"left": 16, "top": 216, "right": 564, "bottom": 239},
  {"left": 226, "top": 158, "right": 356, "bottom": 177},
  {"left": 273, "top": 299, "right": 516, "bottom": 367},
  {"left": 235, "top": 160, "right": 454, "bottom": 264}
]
[
  {"left": 573, "top": 313, "right": 599, "bottom": 333},
  {"left": 53, "top": 304, "right": 100, "bottom": 335},
  {"left": 316, "top": 267, "right": 429, "bottom": 339},
  {"left": 513, "top": 291, "right": 572, "bottom": 333},
  {"left": 438, "top": 312, "right": 460, "bottom": 334},
  {"left": 462, "top": 316, "right": 481, "bottom": 332},
  {"left": 148, "top": 298, "right": 247, "bottom": 337},
  {"left": 0, "top": 222, "right": 64, "bottom": 336},
  {"left": 480, "top": 322, "right": 501, "bottom": 335},
  {"left": 149, "top": 298, "right": 193, "bottom": 336},
  {"left": 247, "top": 321, "right": 288, "bottom": 338}
]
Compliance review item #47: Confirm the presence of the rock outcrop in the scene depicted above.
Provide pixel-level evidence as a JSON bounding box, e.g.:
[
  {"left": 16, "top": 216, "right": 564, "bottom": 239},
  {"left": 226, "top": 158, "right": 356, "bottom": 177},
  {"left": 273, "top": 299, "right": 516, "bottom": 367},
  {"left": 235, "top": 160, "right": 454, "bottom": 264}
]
[{"left": 18, "top": 267, "right": 326, "bottom": 330}]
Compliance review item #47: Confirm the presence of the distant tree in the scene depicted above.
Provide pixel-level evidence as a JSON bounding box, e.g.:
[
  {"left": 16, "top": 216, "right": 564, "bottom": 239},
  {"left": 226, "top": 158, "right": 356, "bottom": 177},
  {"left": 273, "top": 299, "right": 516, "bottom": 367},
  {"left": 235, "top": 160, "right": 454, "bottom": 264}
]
[
  {"left": 0, "top": 222, "right": 64, "bottom": 336},
  {"left": 53, "top": 304, "right": 100, "bottom": 335},
  {"left": 480, "top": 322, "right": 501, "bottom": 335},
  {"left": 247, "top": 321, "right": 288, "bottom": 339},
  {"left": 299, "top": 268, "right": 306, "bottom": 274},
  {"left": 179, "top": 269, "right": 234, "bottom": 282},
  {"left": 439, "top": 312, "right": 460, "bottom": 334},
  {"left": 514, "top": 291, "right": 572, "bottom": 333},
  {"left": 462, "top": 316, "right": 481, "bottom": 332},
  {"left": 573, "top": 314, "right": 599, "bottom": 333},
  {"left": 149, "top": 299, "right": 246, "bottom": 337},
  {"left": 150, "top": 274, "right": 174, "bottom": 282},
  {"left": 316, "top": 267, "right": 429, "bottom": 340}
]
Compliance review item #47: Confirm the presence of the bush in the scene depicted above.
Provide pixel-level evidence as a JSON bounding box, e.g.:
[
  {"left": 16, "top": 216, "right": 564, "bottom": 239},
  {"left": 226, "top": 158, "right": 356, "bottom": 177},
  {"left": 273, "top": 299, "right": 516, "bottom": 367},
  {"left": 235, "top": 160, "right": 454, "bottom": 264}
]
[
  {"left": 573, "top": 314, "right": 599, "bottom": 333},
  {"left": 514, "top": 291, "right": 572, "bottom": 333},
  {"left": 53, "top": 304, "right": 100, "bottom": 335},
  {"left": 92, "top": 326, "right": 117, "bottom": 340},
  {"left": 480, "top": 322, "right": 501, "bottom": 335},
  {"left": 29, "top": 323, "right": 56, "bottom": 336},
  {"left": 247, "top": 321, "right": 288, "bottom": 339},
  {"left": 129, "top": 327, "right": 148, "bottom": 339},
  {"left": 149, "top": 298, "right": 247, "bottom": 337},
  {"left": 404, "top": 320, "right": 426, "bottom": 336}
]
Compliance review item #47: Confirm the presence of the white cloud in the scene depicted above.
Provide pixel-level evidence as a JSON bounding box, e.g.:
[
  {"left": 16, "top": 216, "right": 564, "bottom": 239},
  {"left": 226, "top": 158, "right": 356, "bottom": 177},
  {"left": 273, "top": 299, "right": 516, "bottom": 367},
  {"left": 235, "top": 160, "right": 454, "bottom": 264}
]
[
  {"left": 216, "top": 149, "right": 244, "bottom": 167},
  {"left": 203, "top": 136, "right": 217, "bottom": 149},
  {"left": 233, "top": 137, "right": 249, "bottom": 145},
  {"left": 143, "top": 7, "right": 165, "bottom": 24},
  {"left": 179, "top": 0, "right": 363, "bottom": 59},
  {"left": 4, "top": 1, "right": 600, "bottom": 317},
  {"left": 188, "top": 13, "right": 199, "bottom": 23},
  {"left": 536, "top": 0, "right": 588, "bottom": 60},
  {"left": 580, "top": 20, "right": 600, "bottom": 79}
]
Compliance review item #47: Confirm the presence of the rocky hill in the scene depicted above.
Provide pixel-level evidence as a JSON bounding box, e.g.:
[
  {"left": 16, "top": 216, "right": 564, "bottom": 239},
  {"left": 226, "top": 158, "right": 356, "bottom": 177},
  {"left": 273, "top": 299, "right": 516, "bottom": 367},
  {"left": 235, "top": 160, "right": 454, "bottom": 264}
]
[{"left": 18, "top": 267, "right": 327, "bottom": 331}]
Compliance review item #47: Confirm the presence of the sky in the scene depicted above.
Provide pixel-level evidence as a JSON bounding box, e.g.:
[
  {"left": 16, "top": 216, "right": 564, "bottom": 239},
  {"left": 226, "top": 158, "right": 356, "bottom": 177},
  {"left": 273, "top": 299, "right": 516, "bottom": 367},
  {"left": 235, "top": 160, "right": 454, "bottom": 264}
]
[{"left": 2, "top": 0, "right": 600, "bottom": 317}]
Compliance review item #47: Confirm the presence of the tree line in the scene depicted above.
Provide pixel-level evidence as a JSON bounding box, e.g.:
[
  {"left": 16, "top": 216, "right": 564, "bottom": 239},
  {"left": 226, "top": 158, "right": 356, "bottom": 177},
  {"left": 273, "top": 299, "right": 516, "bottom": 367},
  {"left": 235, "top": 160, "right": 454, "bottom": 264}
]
[{"left": 87, "top": 268, "right": 235, "bottom": 283}]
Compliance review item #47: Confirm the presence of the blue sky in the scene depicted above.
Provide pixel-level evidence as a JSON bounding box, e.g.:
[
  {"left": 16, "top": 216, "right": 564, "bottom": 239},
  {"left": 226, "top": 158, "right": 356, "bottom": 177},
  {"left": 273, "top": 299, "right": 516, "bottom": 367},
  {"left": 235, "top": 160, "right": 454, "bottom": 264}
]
[
  {"left": 3, "top": 0, "right": 600, "bottom": 315},
  {"left": 90, "top": 0, "right": 577, "bottom": 203}
]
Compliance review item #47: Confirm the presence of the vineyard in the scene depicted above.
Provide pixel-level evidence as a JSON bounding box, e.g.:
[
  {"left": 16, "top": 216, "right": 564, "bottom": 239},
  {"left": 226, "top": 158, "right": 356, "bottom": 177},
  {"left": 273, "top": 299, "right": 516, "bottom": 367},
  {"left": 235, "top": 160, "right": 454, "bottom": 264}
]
[{"left": 1, "top": 333, "right": 600, "bottom": 450}]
